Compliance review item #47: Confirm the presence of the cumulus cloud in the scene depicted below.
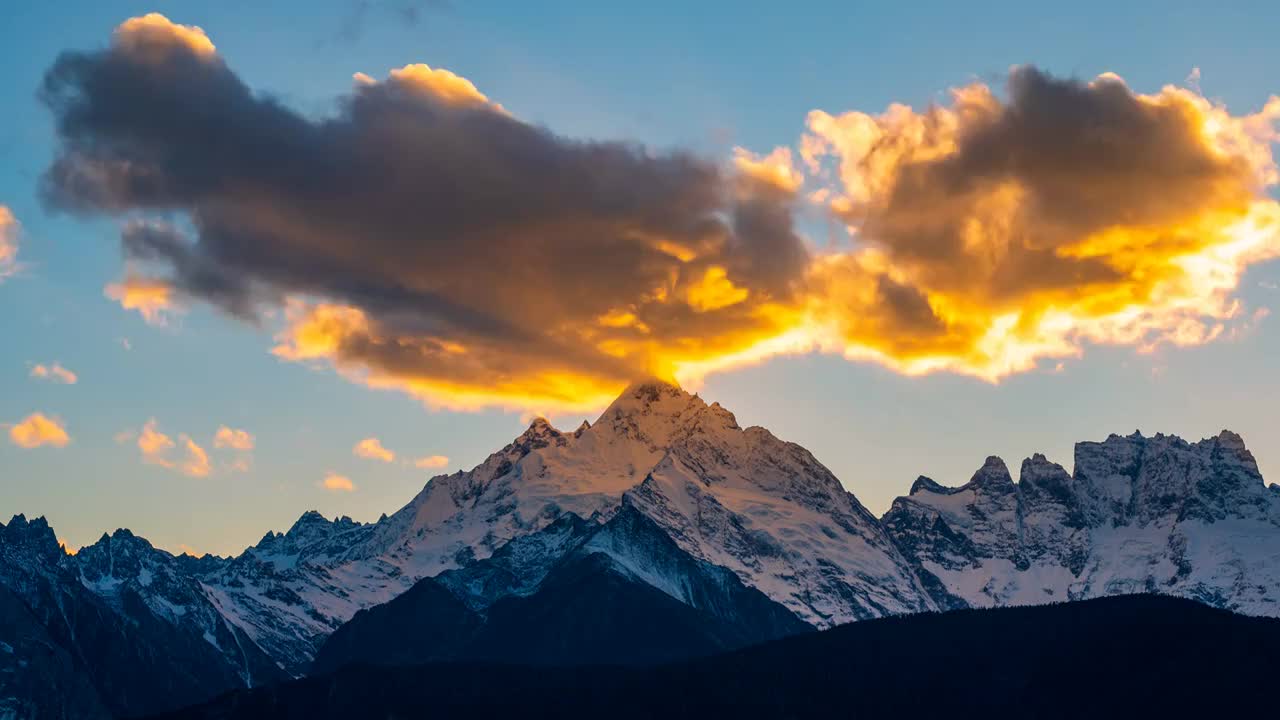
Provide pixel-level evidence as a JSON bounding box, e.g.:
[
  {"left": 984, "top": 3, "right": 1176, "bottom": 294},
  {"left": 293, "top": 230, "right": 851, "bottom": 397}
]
[
  {"left": 41, "top": 14, "right": 806, "bottom": 412},
  {"left": 796, "top": 68, "right": 1280, "bottom": 378},
  {"left": 0, "top": 206, "right": 19, "bottom": 281},
  {"left": 412, "top": 454, "right": 449, "bottom": 469},
  {"left": 136, "top": 418, "right": 211, "bottom": 477},
  {"left": 7, "top": 413, "right": 71, "bottom": 448},
  {"left": 353, "top": 437, "right": 395, "bottom": 463},
  {"left": 321, "top": 472, "right": 356, "bottom": 492},
  {"left": 105, "top": 275, "right": 182, "bottom": 326},
  {"left": 40, "top": 15, "right": 1280, "bottom": 410},
  {"left": 214, "top": 425, "right": 254, "bottom": 450},
  {"left": 30, "top": 362, "right": 77, "bottom": 384}
]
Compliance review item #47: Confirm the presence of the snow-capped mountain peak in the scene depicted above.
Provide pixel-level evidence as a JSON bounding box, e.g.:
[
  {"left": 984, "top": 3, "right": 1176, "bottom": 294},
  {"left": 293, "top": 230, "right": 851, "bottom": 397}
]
[{"left": 185, "top": 379, "right": 935, "bottom": 667}]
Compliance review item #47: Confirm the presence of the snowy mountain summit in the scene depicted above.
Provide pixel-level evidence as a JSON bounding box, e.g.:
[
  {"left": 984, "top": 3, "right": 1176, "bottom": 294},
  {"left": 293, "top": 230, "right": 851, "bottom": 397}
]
[
  {"left": 4, "top": 381, "right": 1280, "bottom": 715},
  {"left": 196, "top": 379, "right": 932, "bottom": 671}
]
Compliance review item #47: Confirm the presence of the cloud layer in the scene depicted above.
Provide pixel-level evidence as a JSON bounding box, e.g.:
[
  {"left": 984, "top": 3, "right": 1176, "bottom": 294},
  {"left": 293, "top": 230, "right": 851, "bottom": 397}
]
[{"left": 41, "top": 14, "right": 1280, "bottom": 411}]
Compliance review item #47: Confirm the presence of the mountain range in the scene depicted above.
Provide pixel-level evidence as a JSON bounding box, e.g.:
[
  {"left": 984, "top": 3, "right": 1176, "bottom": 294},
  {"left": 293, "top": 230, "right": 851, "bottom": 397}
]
[{"left": 3, "top": 380, "right": 1280, "bottom": 717}]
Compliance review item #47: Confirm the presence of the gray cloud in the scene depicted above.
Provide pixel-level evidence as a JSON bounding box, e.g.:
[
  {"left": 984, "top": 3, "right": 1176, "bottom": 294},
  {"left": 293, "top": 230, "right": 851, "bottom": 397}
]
[{"left": 41, "top": 16, "right": 807, "bottom": 406}]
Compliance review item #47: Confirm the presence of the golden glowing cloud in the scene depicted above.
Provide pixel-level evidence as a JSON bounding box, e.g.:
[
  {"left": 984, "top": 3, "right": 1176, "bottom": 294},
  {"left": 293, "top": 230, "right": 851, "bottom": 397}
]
[
  {"left": 384, "top": 63, "right": 498, "bottom": 109},
  {"left": 30, "top": 363, "right": 77, "bottom": 385},
  {"left": 413, "top": 454, "right": 450, "bottom": 469},
  {"left": 264, "top": 70, "right": 1279, "bottom": 407},
  {"left": 353, "top": 437, "right": 396, "bottom": 463},
  {"left": 42, "top": 15, "right": 1280, "bottom": 413},
  {"left": 105, "top": 276, "right": 180, "bottom": 326},
  {"left": 321, "top": 473, "right": 356, "bottom": 492},
  {"left": 0, "top": 205, "right": 18, "bottom": 281},
  {"left": 8, "top": 413, "right": 71, "bottom": 449},
  {"left": 734, "top": 147, "right": 804, "bottom": 193},
  {"left": 136, "top": 419, "right": 210, "bottom": 477},
  {"left": 271, "top": 300, "right": 630, "bottom": 413},
  {"left": 113, "top": 13, "right": 217, "bottom": 60},
  {"left": 791, "top": 68, "right": 1280, "bottom": 381},
  {"left": 213, "top": 426, "right": 254, "bottom": 450}
]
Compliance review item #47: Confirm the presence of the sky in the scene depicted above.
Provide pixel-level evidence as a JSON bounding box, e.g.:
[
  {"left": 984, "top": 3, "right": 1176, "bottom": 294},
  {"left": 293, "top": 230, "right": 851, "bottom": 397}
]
[{"left": 2, "top": 0, "right": 1279, "bottom": 557}]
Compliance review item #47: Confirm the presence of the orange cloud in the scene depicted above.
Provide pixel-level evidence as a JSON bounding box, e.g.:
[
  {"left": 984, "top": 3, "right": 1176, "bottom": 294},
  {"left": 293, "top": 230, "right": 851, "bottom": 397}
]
[
  {"left": 137, "top": 418, "right": 175, "bottom": 460},
  {"left": 113, "top": 13, "right": 216, "bottom": 60},
  {"left": 791, "top": 68, "right": 1280, "bottom": 381},
  {"left": 105, "top": 276, "right": 181, "bottom": 326},
  {"left": 136, "top": 419, "right": 210, "bottom": 477},
  {"left": 8, "top": 413, "right": 71, "bottom": 449},
  {"left": 733, "top": 147, "right": 804, "bottom": 193},
  {"left": 213, "top": 426, "right": 254, "bottom": 450},
  {"left": 178, "top": 435, "right": 211, "bottom": 477},
  {"left": 0, "top": 205, "right": 18, "bottom": 281},
  {"left": 353, "top": 437, "right": 395, "bottom": 463},
  {"left": 412, "top": 454, "right": 449, "bottom": 469},
  {"left": 30, "top": 362, "right": 78, "bottom": 385},
  {"left": 321, "top": 472, "right": 356, "bottom": 492},
  {"left": 384, "top": 63, "right": 499, "bottom": 110},
  {"left": 41, "top": 16, "right": 1280, "bottom": 412}
]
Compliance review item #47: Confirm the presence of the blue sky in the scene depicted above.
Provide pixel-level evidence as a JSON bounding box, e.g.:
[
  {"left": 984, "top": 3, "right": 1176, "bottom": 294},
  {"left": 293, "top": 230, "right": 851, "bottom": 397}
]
[{"left": 3, "top": 0, "right": 1279, "bottom": 556}]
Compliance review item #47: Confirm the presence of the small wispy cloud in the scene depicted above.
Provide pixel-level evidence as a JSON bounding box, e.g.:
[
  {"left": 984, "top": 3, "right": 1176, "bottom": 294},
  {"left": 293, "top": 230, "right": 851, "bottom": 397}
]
[
  {"left": 105, "top": 276, "right": 182, "bottom": 326},
  {"left": 0, "top": 205, "right": 20, "bottom": 282},
  {"left": 321, "top": 472, "right": 356, "bottom": 492},
  {"left": 354, "top": 437, "right": 395, "bottom": 463},
  {"left": 214, "top": 426, "right": 254, "bottom": 450},
  {"left": 135, "top": 418, "right": 211, "bottom": 477},
  {"left": 328, "top": 0, "right": 453, "bottom": 45},
  {"left": 0, "top": 204, "right": 21, "bottom": 280},
  {"left": 412, "top": 454, "right": 449, "bottom": 469},
  {"left": 7, "top": 412, "right": 71, "bottom": 448},
  {"left": 30, "top": 362, "right": 77, "bottom": 384}
]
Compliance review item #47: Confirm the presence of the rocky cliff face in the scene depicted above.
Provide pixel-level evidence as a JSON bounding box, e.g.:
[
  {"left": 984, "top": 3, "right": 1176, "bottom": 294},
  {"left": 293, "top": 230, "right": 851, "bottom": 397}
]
[{"left": 883, "top": 431, "right": 1280, "bottom": 614}]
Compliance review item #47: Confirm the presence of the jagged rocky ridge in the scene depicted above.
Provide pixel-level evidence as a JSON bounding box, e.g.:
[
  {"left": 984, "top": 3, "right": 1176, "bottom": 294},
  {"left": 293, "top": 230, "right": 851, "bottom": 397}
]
[
  {"left": 4, "top": 381, "right": 1280, "bottom": 715},
  {"left": 0, "top": 516, "right": 286, "bottom": 719},
  {"left": 882, "top": 431, "right": 1280, "bottom": 613}
]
